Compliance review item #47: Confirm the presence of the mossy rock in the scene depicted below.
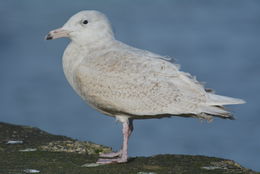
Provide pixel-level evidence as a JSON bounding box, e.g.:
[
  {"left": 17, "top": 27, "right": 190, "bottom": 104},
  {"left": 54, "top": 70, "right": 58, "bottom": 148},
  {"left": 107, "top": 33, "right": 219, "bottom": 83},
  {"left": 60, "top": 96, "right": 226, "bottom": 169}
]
[{"left": 0, "top": 122, "right": 258, "bottom": 174}]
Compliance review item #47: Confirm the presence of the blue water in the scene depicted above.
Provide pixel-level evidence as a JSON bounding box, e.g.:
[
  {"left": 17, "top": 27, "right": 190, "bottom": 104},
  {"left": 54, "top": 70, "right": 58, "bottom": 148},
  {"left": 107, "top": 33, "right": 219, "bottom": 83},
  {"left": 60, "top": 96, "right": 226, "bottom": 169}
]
[{"left": 1, "top": 0, "right": 260, "bottom": 171}]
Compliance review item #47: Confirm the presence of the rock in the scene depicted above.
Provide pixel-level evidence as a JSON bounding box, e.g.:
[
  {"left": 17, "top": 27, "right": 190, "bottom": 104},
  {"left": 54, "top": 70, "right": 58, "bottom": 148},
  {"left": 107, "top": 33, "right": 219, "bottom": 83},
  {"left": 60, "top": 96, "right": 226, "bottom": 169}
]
[
  {"left": 81, "top": 163, "right": 105, "bottom": 167},
  {"left": 6, "top": 140, "right": 23, "bottom": 144},
  {"left": 19, "top": 148, "right": 37, "bottom": 152},
  {"left": 0, "top": 122, "right": 258, "bottom": 174},
  {"left": 23, "top": 169, "right": 40, "bottom": 173}
]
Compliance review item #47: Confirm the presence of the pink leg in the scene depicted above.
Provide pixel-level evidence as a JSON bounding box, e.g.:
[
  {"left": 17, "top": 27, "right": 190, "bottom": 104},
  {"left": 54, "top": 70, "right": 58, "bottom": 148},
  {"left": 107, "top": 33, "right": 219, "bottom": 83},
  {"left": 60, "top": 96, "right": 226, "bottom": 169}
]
[{"left": 97, "top": 119, "right": 133, "bottom": 164}]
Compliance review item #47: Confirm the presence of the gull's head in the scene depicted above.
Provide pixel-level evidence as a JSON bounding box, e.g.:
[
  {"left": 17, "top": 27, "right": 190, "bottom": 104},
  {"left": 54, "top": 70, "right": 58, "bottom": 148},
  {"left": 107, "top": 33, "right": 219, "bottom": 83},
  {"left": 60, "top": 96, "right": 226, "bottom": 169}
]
[{"left": 45, "top": 10, "right": 114, "bottom": 44}]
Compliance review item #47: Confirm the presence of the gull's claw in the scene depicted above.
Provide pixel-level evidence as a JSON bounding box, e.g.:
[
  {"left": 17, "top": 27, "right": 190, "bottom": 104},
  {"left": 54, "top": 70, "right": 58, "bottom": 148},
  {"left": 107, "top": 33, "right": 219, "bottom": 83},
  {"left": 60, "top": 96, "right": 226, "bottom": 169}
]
[{"left": 99, "top": 150, "right": 122, "bottom": 158}]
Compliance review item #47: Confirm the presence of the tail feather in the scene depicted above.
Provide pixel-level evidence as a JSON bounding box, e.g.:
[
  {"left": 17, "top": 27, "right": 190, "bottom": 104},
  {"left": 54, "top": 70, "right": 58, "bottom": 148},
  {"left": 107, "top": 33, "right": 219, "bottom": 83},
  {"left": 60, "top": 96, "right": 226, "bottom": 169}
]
[
  {"left": 198, "top": 93, "right": 245, "bottom": 120},
  {"left": 199, "top": 105, "right": 235, "bottom": 120}
]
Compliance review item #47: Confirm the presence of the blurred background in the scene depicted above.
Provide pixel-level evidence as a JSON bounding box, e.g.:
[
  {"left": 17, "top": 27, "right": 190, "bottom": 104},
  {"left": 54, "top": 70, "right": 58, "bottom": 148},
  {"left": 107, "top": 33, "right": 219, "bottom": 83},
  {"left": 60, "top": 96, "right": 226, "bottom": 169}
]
[{"left": 1, "top": 0, "right": 259, "bottom": 171}]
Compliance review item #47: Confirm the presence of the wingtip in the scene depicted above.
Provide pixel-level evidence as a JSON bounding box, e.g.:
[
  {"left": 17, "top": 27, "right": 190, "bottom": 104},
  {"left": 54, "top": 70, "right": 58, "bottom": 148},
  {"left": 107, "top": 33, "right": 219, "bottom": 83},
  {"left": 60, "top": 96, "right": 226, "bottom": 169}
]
[
  {"left": 239, "top": 99, "right": 246, "bottom": 104},
  {"left": 233, "top": 98, "right": 246, "bottom": 105},
  {"left": 207, "top": 94, "right": 246, "bottom": 105}
]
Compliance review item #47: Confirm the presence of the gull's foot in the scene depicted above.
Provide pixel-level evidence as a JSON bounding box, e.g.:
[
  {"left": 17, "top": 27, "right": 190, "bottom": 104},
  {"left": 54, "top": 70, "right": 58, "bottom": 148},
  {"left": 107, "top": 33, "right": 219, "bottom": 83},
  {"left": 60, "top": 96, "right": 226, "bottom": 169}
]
[
  {"left": 99, "top": 150, "right": 122, "bottom": 158},
  {"left": 96, "top": 157, "right": 127, "bottom": 164}
]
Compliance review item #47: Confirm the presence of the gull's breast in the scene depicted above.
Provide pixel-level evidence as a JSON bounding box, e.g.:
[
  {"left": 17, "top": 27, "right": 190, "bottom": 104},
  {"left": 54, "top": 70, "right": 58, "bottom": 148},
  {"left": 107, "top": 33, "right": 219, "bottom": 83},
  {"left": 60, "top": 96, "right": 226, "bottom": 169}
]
[{"left": 62, "top": 43, "right": 87, "bottom": 95}]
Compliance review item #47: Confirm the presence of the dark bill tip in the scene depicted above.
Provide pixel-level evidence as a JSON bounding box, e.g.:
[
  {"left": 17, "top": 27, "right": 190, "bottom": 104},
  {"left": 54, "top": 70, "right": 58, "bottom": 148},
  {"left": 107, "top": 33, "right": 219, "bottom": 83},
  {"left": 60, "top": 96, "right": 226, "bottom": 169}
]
[{"left": 45, "top": 33, "right": 53, "bottom": 40}]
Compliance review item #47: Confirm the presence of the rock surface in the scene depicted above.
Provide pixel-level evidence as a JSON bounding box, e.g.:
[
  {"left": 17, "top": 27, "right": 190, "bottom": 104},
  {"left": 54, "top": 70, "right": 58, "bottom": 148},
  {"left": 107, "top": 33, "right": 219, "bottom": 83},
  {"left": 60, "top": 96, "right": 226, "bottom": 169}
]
[{"left": 0, "top": 122, "right": 258, "bottom": 174}]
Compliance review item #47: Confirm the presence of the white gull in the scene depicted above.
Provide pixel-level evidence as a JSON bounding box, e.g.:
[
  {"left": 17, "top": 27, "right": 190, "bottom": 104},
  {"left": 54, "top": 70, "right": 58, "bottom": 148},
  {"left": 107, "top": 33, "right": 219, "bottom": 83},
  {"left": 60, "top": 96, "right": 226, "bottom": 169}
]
[{"left": 46, "top": 10, "right": 245, "bottom": 164}]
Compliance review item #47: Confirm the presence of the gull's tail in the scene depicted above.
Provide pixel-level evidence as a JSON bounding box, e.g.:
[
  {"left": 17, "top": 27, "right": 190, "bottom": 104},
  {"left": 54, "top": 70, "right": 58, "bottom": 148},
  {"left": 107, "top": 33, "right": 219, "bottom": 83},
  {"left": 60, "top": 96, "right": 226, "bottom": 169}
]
[{"left": 199, "top": 94, "right": 245, "bottom": 120}]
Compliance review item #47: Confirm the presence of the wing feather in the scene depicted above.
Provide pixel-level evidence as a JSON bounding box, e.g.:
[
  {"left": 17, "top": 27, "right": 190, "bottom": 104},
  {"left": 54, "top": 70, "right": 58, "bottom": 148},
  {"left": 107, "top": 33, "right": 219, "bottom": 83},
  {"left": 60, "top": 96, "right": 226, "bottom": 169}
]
[{"left": 74, "top": 46, "right": 208, "bottom": 117}]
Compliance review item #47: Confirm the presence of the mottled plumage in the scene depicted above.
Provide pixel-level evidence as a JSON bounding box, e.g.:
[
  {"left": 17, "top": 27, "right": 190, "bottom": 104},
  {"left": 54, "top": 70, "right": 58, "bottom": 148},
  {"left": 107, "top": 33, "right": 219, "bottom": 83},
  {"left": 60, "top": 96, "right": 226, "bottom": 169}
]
[{"left": 46, "top": 10, "right": 245, "bottom": 164}]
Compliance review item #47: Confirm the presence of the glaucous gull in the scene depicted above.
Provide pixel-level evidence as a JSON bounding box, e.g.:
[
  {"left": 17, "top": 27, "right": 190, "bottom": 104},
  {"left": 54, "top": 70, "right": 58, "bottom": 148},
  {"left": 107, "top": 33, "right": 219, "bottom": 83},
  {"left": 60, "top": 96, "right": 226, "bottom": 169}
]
[{"left": 46, "top": 10, "right": 245, "bottom": 164}]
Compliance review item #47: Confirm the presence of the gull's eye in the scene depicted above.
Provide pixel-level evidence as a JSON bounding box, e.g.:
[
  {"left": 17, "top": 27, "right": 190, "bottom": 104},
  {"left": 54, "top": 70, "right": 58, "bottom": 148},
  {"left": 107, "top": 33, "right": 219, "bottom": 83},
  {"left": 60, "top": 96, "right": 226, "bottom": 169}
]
[{"left": 82, "top": 20, "right": 88, "bottom": 25}]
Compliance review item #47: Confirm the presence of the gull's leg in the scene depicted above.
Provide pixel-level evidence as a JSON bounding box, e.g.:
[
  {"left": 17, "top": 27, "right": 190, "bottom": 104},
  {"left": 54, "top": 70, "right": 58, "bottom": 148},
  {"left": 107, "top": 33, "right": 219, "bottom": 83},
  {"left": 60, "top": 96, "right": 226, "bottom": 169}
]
[{"left": 97, "top": 118, "right": 133, "bottom": 164}]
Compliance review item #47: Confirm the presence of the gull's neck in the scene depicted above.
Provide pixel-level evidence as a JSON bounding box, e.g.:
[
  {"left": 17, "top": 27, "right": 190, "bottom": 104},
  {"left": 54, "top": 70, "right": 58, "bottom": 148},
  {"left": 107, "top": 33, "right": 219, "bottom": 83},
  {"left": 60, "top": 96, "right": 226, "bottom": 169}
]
[
  {"left": 70, "top": 36, "right": 118, "bottom": 61},
  {"left": 70, "top": 29, "right": 116, "bottom": 51}
]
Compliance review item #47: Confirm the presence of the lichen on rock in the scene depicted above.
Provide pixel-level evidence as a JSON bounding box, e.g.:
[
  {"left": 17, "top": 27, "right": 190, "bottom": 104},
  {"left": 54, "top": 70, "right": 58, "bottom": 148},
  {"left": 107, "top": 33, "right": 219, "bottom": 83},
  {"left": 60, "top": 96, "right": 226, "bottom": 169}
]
[{"left": 40, "top": 140, "right": 111, "bottom": 155}]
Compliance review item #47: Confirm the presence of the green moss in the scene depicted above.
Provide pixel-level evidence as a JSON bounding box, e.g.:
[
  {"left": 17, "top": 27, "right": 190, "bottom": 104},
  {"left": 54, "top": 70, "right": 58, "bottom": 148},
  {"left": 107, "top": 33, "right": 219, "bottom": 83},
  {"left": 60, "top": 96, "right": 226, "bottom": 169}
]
[{"left": 0, "top": 122, "right": 258, "bottom": 174}]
